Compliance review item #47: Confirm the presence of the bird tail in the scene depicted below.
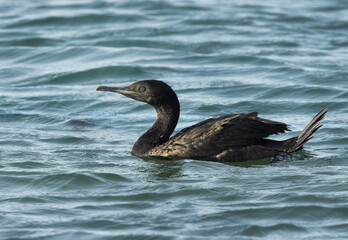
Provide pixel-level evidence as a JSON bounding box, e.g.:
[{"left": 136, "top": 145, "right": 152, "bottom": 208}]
[{"left": 290, "top": 108, "right": 327, "bottom": 152}]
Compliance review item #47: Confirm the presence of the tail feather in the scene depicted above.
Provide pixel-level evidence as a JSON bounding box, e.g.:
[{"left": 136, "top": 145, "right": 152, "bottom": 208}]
[{"left": 291, "top": 108, "right": 327, "bottom": 152}]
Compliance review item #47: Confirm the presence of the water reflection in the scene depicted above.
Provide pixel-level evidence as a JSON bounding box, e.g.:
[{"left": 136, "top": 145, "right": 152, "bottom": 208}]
[{"left": 140, "top": 157, "right": 185, "bottom": 180}]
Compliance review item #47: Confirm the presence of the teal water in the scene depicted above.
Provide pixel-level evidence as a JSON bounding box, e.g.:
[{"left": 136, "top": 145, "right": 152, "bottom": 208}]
[{"left": 1, "top": 0, "right": 348, "bottom": 239}]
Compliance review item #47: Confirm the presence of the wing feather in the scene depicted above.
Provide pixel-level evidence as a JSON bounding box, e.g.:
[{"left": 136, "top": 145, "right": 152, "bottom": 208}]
[{"left": 149, "top": 112, "right": 289, "bottom": 158}]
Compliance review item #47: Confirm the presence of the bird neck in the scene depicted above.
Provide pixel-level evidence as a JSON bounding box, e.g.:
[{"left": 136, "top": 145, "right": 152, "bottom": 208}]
[{"left": 132, "top": 99, "right": 180, "bottom": 156}]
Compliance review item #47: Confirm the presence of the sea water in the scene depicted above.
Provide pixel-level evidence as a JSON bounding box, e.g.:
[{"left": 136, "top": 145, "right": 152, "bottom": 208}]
[{"left": 0, "top": 0, "right": 347, "bottom": 239}]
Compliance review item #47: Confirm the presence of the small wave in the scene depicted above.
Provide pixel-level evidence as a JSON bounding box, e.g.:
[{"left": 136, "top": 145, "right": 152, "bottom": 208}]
[
  {"left": 14, "top": 47, "right": 97, "bottom": 64},
  {"left": 256, "top": 85, "right": 343, "bottom": 101},
  {"left": 311, "top": 5, "right": 344, "bottom": 12},
  {"left": 0, "top": 111, "right": 60, "bottom": 124},
  {"left": 64, "top": 118, "right": 98, "bottom": 128},
  {"left": 314, "top": 20, "right": 348, "bottom": 30},
  {"left": 184, "top": 18, "right": 252, "bottom": 26},
  {"left": 0, "top": 140, "right": 35, "bottom": 147},
  {"left": 273, "top": 15, "right": 313, "bottom": 23},
  {"left": 10, "top": 161, "right": 46, "bottom": 169},
  {"left": 330, "top": 40, "right": 348, "bottom": 47},
  {"left": 5, "top": 13, "right": 148, "bottom": 29},
  {"left": 257, "top": 40, "right": 300, "bottom": 48},
  {"left": 240, "top": 223, "right": 307, "bottom": 237},
  {"left": 119, "top": 0, "right": 207, "bottom": 11},
  {"left": 1, "top": 37, "right": 64, "bottom": 47},
  {"left": 40, "top": 135, "right": 94, "bottom": 144},
  {"left": 28, "top": 172, "right": 129, "bottom": 191},
  {"left": 95, "top": 39, "right": 182, "bottom": 51},
  {"left": 20, "top": 66, "right": 147, "bottom": 86}
]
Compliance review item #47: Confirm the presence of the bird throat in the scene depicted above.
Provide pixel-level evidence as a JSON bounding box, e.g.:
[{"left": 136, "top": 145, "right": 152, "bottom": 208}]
[{"left": 131, "top": 100, "right": 180, "bottom": 156}]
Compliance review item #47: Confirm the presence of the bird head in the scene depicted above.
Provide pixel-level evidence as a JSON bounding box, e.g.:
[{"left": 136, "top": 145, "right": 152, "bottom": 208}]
[{"left": 96, "top": 80, "right": 177, "bottom": 106}]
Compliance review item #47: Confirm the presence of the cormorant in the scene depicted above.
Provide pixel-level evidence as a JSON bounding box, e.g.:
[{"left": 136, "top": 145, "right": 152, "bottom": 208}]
[{"left": 96, "top": 80, "right": 327, "bottom": 162}]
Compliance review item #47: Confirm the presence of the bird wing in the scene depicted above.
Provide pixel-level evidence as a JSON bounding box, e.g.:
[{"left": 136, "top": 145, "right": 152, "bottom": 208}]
[{"left": 149, "top": 112, "right": 290, "bottom": 159}]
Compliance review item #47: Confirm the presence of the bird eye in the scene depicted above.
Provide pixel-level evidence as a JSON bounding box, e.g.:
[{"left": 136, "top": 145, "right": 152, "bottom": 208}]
[{"left": 139, "top": 87, "right": 146, "bottom": 92}]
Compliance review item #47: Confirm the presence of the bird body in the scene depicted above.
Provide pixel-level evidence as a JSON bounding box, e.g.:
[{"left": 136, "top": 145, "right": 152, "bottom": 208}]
[
  {"left": 147, "top": 113, "right": 290, "bottom": 161},
  {"left": 97, "top": 80, "right": 327, "bottom": 162}
]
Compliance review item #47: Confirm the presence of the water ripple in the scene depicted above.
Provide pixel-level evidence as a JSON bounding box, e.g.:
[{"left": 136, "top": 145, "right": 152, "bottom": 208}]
[
  {"left": 5, "top": 13, "right": 149, "bottom": 29},
  {"left": 1, "top": 0, "right": 348, "bottom": 239}
]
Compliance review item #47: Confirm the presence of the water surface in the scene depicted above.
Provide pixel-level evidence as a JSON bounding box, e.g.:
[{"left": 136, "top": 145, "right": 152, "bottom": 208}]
[{"left": 1, "top": 0, "right": 348, "bottom": 239}]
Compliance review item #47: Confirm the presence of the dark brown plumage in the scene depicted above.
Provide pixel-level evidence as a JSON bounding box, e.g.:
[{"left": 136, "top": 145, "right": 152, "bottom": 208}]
[{"left": 96, "top": 80, "right": 327, "bottom": 162}]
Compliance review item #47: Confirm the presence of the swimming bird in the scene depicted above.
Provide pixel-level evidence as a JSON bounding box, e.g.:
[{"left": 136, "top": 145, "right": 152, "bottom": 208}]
[{"left": 96, "top": 80, "right": 327, "bottom": 162}]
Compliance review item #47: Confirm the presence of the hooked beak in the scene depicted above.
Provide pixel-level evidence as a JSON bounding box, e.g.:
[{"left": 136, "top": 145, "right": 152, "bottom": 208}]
[
  {"left": 96, "top": 85, "right": 133, "bottom": 94},
  {"left": 96, "top": 85, "right": 145, "bottom": 102}
]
